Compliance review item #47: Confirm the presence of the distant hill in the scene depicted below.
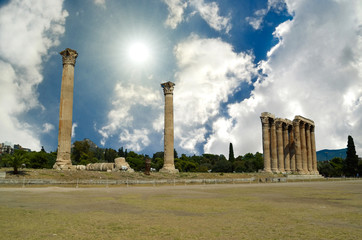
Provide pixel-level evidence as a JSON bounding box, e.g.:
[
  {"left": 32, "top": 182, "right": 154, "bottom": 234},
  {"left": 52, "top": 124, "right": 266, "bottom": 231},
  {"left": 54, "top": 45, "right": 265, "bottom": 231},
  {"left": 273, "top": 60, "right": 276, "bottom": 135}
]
[{"left": 316, "top": 148, "right": 346, "bottom": 161}]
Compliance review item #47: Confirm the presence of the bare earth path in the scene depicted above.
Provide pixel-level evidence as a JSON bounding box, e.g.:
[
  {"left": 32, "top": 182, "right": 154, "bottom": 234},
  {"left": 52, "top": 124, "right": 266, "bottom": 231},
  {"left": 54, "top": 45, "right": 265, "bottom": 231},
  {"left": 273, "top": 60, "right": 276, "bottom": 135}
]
[{"left": 0, "top": 181, "right": 361, "bottom": 239}]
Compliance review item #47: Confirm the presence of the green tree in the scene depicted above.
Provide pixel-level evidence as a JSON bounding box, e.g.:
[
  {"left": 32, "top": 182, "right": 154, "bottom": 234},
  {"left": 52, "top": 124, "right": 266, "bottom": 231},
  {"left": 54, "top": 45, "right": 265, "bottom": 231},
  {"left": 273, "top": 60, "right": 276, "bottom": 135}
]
[
  {"left": 330, "top": 157, "right": 344, "bottom": 177},
  {"left": 228, "top": 143, "right": 235, "bottom": 162},
  {"left": 212, "top": 159, "right": 232, "bottom": 173},
  {"left": 72, "top": 140, "right": 91, "bottom": 165},
  {"left": 3, "top": 150, "right": 28, "bottom": 174},
  {"left": 318, "top": 161, "right": 334, "bottom": 177},
  {"left": 345, "top": 135, "right": 359, "bottom": 177},
  {"left": 104, "top": 148, "right": 118, "bottom": 163},
  {"left": 118, "top": 147, "right": 125, "bottom": 157},
  {"left": 26, "top": 151, "right": 56, "bottom": 169}
]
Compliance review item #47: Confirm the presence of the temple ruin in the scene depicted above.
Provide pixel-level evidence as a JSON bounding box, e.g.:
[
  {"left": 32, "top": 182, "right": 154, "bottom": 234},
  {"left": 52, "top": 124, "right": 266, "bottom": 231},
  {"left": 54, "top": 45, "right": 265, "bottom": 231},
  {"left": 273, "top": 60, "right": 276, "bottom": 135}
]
[{"left": 260, "top": 112, "right": 319, "bottom": 174}]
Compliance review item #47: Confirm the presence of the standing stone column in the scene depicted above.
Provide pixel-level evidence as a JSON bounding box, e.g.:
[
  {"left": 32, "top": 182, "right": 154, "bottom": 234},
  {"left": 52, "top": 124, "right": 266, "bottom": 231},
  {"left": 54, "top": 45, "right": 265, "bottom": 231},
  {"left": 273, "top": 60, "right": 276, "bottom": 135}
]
[
  {"left": 289, "top": 126, "right": 296, "bottom": 173},
  {"left": 293, "top": 119, "right": 303, "bottom": 173},
  {"left": 305, "top": 124, "right": 313, "bottom": 174},
  {"left": 53, "top": 48, "right": 78, "bottom": 170},
  {"left": 276, "top": 120, "right": 285, "bottom": 173},
  {"left": 311, "top": 126, "right": 319, "bottom": 174},
  {"left": 160, "top": 81, "right": 179, "bottom": 173},
  {"left": 283, "top": 124, "right": 291, "bottom": 173},
  {"left": 270, "top": 119, "right": 278, "bottom": 173},
  {"left": 260, "top": 114, "right": 272, "bottom": 173},
  {"left": 300, "top": 122, "right": 308, "bottom": 174}
]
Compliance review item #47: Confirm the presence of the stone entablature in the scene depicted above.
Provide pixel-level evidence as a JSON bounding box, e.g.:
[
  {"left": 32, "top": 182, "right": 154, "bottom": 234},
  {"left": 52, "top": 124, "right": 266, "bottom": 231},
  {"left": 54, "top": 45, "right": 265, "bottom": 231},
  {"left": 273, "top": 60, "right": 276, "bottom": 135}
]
[{"left": 260, "top": 112, "right": 319, "bottom": 175}]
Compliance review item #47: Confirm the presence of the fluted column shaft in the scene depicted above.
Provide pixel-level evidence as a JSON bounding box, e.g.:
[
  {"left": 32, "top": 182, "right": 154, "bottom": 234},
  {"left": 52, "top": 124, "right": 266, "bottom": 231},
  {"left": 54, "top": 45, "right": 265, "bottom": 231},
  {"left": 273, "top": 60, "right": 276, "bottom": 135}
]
[
  {"left": 283, "top": 124, "right": 290, "bottom": 173},
  {"left": 293, "top": 120, "right": 303, "bottom": 173},
  {"left": 311, "top": 126, "right": 318, "bottom": 174},
  {"left": 160, "top": 82, "right": 178, "bottom": 173},
  {"left": 289, "top": 127, "right": 296, "bottom": 173},
  {"left": 276, "top": 121, "right": 285, "bottom": 173},
  {"left": 306, "top": 124, "right": 313, "bottom": 174},
  {"left": 261, "top": 117, "right": 271, "bottom": 172},
  {"left": 270, "top": 120, "right": 278, "bottom": 173},
  {"left": 300, "top": 123, "right": 308, "bottom": 174},
  {"left": 54, "top": 48, "right": 78, "bottom": 169}
]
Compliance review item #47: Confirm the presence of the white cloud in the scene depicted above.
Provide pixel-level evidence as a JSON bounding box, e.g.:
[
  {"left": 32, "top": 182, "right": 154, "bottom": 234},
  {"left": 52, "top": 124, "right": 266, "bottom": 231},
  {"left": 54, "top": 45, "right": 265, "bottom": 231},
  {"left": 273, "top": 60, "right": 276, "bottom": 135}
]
[
  {"left": 164, "top": 0, "right": 231, "bottom": 33},
  {"left": 94, "top": 0, "right": 106, "bottom": 8},
  {"left": 206, "top": 0, "right": 362, "bottom": 156},
  {"left": 189, "top": 0, "right": 231, "bottom": 33},
  {"left": 42, "top": 123, "right": 55, "bottom": 133},
  {"left": 0, "top": 0, "right": 67, "bottom": 151},
  {"left": 164, "top": 0, "right": 188, "bottom": 29},
  {"left": 71, "top": 123, "right": 78, "bottom": 139},
  {"left": 120, "top": 129, "right": 151, "bottom": 152},
  {"left": 98, "top": 82, "right": 161, "bottom": 147},
  {"left": 169, "top": 34, "right": 256, "bottom": 153},
  {"left": 246, "top": 0, "right": 287, "bottom": 30}
]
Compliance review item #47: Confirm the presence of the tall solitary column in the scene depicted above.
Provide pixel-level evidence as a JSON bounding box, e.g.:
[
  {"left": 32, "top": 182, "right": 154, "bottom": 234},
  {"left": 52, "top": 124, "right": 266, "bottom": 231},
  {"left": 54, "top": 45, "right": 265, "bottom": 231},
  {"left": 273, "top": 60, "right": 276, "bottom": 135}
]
[
  {"left": 306, "top": 124, "right": 313, "bottom": 174},
  {"left": 311, "top": 126, "right": 319, "bottom": 174},
  {"left": 293, "top": 119, "right": 303, "bottom": 173},
  {"left": 54, "top": 48, "right": 78, "bottom": 170},
  {"left": 276, "top": 120, "right": 285, "bottom": 173},
  {"left": 160, "top": 81, "right": 179, "bottom": 173},
  {"left": 270, "top": 120, "right": 278, "bottom": 173},
  {"left": 260, "top": 114, "right": 271, "bottom": 173}
]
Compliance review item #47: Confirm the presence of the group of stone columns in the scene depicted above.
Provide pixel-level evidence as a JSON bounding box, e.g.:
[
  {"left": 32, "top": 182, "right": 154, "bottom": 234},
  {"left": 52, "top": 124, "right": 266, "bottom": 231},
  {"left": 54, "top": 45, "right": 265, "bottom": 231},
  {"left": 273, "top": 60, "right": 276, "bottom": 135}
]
[
  {"left": 260, "top": 112, "right": 319, "bottom": 175},
  {"left": 53, "top": 48, "right": 178, "bottom": 172}
]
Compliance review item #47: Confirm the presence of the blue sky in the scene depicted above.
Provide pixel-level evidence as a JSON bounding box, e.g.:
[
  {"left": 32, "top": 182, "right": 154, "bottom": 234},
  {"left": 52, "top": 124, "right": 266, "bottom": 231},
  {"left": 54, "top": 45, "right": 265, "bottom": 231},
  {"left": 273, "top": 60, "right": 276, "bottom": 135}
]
[{"left": 0, "top": 0, "right": 361, "bottom": 157}]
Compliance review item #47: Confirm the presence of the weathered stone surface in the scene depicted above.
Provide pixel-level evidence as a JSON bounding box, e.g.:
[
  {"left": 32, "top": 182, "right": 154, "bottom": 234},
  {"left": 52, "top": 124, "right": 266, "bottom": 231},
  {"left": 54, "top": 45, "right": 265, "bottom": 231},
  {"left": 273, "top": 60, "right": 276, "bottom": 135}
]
[
  {"left": 76, "top": 165, "right": 86, "bottom": 171},
  {"left": 53, "top": 48, "right": 78, "bottom": 170},
  {"left": 160, "top": 81, "right": 179, "bottom": 173},
  {"left": 260, "top": 112, "right": 318, "bottom": 175},
  {"left": 114, "top": 157, "right": 134, "bottom": 172},
  {"left": 86, "top": 163, "right": 115, "bottom": 171}
]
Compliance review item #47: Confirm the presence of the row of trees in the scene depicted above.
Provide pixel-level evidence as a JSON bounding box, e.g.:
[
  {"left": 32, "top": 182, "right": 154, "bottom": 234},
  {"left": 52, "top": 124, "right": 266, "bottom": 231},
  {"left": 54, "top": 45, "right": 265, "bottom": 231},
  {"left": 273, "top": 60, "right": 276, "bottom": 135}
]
[
  {"left": 0, "top": 140, "right": 263, "bottom": 174},
  {"left": 318, "top": 136, "right": 361, "bottom": 177},
  {"left": 2, "top": 136, "right": 360, "bottom": 176}
]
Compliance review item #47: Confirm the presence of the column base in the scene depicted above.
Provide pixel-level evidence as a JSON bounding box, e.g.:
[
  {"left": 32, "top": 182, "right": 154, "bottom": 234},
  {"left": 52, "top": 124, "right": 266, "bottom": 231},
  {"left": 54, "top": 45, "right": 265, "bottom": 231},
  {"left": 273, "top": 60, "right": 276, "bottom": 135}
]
[
  {"left": 159, "top": 167, "right": 179, "bottom": 174},
  {"left": 53, "top": 160, "right": 73, "bottom": 170},
  {"left": 263, "top": 168, "right": 272, "bottom": 173}
]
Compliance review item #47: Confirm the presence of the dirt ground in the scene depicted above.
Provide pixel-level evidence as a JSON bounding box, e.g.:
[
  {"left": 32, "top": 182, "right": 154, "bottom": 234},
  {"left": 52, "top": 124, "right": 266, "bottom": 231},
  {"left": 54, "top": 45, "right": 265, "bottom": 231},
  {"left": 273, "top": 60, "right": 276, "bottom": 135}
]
[{"left": 0, "top": 180, "right": 361, "bottom": 239}]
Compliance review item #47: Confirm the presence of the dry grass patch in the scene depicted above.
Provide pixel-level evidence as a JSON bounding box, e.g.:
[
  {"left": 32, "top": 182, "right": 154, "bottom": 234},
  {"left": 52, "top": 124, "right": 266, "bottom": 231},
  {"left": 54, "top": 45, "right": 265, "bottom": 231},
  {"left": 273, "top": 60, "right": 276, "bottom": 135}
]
[{"left": 0, "top": 181, "right": 361, "bottom": 239}]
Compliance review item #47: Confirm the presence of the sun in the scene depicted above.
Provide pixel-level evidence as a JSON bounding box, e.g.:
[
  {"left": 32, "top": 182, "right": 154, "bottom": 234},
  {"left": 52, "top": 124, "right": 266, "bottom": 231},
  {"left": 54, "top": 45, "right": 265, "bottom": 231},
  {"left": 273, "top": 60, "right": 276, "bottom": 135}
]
[{"left": 128, "top": 42, "right": 150, "bottom": 63}]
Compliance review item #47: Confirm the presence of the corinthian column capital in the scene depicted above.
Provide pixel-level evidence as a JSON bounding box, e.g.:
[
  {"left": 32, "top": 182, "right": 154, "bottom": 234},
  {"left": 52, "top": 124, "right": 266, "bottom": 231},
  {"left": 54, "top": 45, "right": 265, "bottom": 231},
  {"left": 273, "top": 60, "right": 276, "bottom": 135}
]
[
  {"left": 60, "top": 48, "right": 78, "bottom": 66},
  {"left": 260, "top": 116, "right": 270, "bottom": 125},
  {"left": 293, "top": 119, "right": 301, "bottom": 127},
  {"left": 275, "top": 120, "right": 283, "bottom": 129},
  {"left": 161, "top": 81, "right": 175, "bottom": 95}
]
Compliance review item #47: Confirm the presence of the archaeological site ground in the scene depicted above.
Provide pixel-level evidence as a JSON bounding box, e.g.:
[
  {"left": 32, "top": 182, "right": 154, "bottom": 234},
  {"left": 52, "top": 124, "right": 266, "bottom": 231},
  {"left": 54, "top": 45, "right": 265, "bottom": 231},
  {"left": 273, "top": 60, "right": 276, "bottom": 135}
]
[{"left": 0, "top": 180, "right": 361, "bottom": 240}]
